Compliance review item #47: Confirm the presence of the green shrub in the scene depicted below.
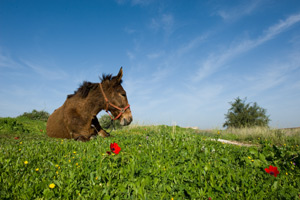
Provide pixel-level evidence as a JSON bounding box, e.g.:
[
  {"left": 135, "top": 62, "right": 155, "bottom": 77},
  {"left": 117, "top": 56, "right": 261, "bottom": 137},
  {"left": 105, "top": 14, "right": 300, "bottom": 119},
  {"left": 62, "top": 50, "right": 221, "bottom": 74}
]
[
  {"left": 99, "top": 115, "right": 122, "bottom": 130},
  {"left": 223, "top": 97, "right": 270, "bottom": 128},
  {"left": 18, "top": 109, "right": 50, "bottom": 121}
]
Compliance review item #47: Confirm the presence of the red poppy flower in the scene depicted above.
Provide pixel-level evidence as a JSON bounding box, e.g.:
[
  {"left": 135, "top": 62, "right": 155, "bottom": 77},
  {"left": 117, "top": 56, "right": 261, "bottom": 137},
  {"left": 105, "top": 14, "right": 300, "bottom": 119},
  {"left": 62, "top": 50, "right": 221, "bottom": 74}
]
[
  {"left": 110, "top": 143, "right": 121, "bottom": 154},
  {"left": 265, "top": 165, "right": 279, "bottom": 177},
  {"left": 14, "top": 137, "right": 19, "bottom": 140}
]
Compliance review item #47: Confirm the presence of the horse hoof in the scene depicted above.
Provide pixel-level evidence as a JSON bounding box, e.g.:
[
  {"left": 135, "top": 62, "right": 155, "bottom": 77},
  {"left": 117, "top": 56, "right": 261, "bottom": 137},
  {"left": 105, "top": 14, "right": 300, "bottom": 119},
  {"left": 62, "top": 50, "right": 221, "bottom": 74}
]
[{"left": 98, "top": 130, "right": 110, "bottom": 137}]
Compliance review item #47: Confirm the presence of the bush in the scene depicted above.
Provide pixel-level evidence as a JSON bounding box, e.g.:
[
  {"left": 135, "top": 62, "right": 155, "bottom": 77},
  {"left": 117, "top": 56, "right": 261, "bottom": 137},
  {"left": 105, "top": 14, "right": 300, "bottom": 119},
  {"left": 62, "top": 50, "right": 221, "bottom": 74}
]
[
  {"left": 223, "top": 97, "right": 270, "bottom": 128},
  {"left": 18, "top": 110, "right": 50, "bottom": 121},
  {"left": 99, "top": 115, "right": 122, "bottom": 130}
]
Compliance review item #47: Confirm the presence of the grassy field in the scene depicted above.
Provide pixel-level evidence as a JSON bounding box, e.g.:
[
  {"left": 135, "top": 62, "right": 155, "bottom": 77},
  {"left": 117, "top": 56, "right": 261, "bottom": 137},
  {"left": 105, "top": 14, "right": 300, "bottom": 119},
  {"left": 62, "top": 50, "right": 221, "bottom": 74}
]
[{"left": 0, "top": 117, "right": 299, "bottom": 199}]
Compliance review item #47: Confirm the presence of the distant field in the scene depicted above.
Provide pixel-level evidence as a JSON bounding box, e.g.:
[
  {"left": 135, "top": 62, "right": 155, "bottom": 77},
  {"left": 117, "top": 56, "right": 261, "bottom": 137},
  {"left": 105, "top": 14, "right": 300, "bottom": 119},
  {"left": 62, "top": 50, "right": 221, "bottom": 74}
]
[{"left": 0, "top": 117, "right": 299, "bottom": 199}]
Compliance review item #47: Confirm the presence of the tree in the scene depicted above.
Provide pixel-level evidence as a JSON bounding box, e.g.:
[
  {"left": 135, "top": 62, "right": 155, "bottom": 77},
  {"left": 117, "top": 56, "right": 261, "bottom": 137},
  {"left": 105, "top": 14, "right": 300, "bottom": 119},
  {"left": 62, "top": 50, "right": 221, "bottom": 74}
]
[
  {"left": 223, "top": 97, "right": 270, "bottom": 128},
  {"left": 18, "top": 109, "right": 50, "bottom": 121}
]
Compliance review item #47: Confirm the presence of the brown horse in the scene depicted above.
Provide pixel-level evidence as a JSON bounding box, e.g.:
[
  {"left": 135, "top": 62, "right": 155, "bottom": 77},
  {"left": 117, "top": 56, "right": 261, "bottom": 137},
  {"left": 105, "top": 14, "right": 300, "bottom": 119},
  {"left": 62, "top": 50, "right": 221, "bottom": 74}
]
[{"left": 46, "top": 67, "right": 132, "bottom": 141}]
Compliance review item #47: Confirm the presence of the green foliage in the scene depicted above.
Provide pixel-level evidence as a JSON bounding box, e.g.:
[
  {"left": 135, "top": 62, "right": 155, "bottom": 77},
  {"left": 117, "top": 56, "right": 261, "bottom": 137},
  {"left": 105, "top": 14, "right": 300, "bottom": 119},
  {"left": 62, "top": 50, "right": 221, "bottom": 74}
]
[
  {"left": 0, "top": 117, "right": 46, "bottom": 135},
  {"left": 18, "top": 109, "right": 50, "bottom": 121},
  {"left": 99, "top": 115, "right": 122, "bottom": 130},
  {"left": 0, "top": 118, "right": 30, "bottom": 134},
  {"left": 223, "top": 97, "right": 270, "bottom": 128},
  {"left": 0, "top": 120, "right": 299, "bottom": 199}
]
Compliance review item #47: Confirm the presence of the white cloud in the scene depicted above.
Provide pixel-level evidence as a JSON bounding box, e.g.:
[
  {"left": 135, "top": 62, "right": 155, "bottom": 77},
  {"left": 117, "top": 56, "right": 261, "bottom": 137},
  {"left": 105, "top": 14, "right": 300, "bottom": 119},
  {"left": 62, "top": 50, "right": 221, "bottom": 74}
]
[
  {"left": 124, "top": 27, "right": 136, "bottom": 34},
  {"left": 115, "top": 0, "right": 153, "bottom": 6},
  {"left": 0, "top": 50, "right": 22, "bottom": 69},
  {"left": 216, "top": 0, "right": 262, "bottom": 21},
  {"left": 176, "top": 34, "right": 209, "bottom": 56},
  {"left": 126, "top": 51, "right": 136, "bottom": 60},
  {"left": 147, "top": 51, "right": 165, "bottom": 59},
  {"left": 150, "top": 13, "right": 175, "bottom": 36},
  {"left": 193, "top": 12, "right": 300, "bottom": 82},
  {"left": 22, "top": 60, "right": 68, "bottom": 80}
]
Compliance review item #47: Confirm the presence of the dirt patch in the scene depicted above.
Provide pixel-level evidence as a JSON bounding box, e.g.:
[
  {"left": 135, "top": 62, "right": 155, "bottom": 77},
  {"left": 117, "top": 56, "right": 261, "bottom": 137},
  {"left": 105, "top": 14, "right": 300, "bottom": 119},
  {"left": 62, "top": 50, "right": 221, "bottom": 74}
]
[{"left": 212, "top": 138, "right": 259, "bottom": 147}]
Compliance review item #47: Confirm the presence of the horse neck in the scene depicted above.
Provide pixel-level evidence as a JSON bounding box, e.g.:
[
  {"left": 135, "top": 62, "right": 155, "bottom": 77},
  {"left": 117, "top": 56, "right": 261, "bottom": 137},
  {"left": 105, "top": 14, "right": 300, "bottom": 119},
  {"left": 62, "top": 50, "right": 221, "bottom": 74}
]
[{"left": 81, "top": 85, "right": 106, "bottom": 117}]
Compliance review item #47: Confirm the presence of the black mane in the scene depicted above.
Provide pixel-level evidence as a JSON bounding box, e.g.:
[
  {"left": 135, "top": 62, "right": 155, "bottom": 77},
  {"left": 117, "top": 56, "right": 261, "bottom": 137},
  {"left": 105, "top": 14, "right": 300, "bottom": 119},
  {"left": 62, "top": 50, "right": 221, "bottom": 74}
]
[
  {"left": 67, "top": 74, "right": 123, "bottom": 99},
  {"left": 67, "top": 81, "right": 98, "bottom": 99},
  {"left": 100, "top": 74, "right": 113, "bottom": 82},
  {"left": 100, "top": 73, "right": 123, "bottom": 84}
]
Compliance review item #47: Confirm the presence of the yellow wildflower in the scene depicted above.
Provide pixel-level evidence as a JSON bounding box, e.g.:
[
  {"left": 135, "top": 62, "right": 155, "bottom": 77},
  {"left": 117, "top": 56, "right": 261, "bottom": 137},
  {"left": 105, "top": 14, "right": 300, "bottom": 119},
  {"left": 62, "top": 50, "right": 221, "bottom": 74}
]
[
  {"left": 24, "top": 161, "right": 28, "bottom": 165},
  {"left": 35, "top": 168, "right": 39, "bottom": 171},
  {"left": 49, "top": 183, "right": 55, "bottom": 189}
]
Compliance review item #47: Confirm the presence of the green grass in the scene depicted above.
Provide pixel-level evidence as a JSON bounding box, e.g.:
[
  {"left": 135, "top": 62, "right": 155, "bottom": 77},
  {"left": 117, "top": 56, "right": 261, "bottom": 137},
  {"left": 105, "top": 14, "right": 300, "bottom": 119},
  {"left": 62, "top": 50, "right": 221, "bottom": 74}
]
[
  {"left": 0, "top": 118, "right": 299, "bottom": 199},
  {"left": 200, "top": 126, "right": 300, "bottom": 147}
]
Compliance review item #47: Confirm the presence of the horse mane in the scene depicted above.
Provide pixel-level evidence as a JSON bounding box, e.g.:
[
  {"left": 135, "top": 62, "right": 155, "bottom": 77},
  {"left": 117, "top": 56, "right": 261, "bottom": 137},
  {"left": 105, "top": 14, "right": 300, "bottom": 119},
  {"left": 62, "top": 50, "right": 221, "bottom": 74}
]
[
  {"left": 100, "top": 73, "right": 123, "bottom": 84},
  {"left": 67, "top": 74, "right": 123, "bottom": 99},
  {"left": 67, "top": 81, "right": 98, "bottom": 99}
]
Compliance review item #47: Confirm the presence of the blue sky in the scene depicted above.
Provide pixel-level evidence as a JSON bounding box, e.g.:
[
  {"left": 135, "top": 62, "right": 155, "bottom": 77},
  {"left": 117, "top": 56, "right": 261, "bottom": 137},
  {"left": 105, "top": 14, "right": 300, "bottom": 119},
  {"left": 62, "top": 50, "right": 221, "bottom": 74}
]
[{"left": 1, "top": 0, "right": 300, "bottom": 129}]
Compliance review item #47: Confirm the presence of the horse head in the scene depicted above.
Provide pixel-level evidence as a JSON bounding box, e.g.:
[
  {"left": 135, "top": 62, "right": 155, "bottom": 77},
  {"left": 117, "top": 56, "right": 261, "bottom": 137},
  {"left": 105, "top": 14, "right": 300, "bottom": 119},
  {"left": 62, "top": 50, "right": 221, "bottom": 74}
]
[{"left": 100, "top": 67, "right": 133, "bottom": 126}]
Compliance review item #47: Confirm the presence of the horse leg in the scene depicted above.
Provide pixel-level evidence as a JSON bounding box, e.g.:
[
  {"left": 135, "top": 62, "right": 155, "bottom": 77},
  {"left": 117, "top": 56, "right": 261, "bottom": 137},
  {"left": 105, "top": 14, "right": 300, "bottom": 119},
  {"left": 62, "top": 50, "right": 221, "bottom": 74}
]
[
  {"left": 64, "top": 111, "right": 94, "bottom": 141},
  {"left": 73, "top": 133, "right": 91, "bottom": 142},
  {"left": 91, "top": 116, "right": 111, "bottom": 137}
]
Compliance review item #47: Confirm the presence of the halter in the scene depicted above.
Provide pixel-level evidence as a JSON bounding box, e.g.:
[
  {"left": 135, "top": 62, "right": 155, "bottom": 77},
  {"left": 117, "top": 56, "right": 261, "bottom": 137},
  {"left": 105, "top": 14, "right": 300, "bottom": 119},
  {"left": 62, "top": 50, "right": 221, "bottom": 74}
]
[{"left": 99, "top": 83, "right": 130, "bottom": 121}]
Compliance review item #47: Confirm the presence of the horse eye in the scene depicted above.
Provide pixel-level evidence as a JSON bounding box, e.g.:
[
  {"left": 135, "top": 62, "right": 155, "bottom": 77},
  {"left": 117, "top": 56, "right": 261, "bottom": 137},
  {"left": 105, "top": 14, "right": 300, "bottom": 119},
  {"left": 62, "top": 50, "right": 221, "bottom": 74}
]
[{"left": 121, "top": 93, "right": 126, "bottom": 97}]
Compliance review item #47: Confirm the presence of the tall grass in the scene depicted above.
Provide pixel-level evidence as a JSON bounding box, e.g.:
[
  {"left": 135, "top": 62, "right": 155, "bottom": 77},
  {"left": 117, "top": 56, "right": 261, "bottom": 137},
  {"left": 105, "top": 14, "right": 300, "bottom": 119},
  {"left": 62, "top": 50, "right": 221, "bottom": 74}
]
[{"left": 205, "top": 127, "right": 300, "bottom": 146}]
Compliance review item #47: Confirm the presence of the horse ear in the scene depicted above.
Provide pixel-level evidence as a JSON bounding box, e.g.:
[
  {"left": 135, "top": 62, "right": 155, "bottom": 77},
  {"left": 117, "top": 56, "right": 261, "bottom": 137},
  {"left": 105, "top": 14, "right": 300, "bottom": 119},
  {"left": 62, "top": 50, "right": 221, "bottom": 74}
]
[{"left": 116, "top": 67, "right": 123, "bottom": 83}]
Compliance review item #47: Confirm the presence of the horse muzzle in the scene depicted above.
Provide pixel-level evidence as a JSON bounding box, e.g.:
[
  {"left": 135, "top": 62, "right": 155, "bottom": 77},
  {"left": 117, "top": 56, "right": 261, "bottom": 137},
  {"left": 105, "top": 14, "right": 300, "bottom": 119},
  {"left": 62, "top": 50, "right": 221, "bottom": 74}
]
[{"left": 119, "top": 109, "right": 133, "bottom": 126}]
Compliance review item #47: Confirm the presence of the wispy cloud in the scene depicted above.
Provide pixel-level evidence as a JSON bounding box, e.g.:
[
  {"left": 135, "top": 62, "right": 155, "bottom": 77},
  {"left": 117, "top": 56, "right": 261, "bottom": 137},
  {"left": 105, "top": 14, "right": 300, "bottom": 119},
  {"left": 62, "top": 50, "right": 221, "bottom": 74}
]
[
  {"left": 176, "top": 34, "right": 209, "bottom": 57},
  {"left": 150, "top": 13, "right": 175, "bottom": 36},
  {"left": 193, "top": 12, "right": 300, "bottom": 82},
  {"left": 0, "top": 50, "right": 22, "bottom": 69},
  {"left": 115, "top": 0, "right": 153, "bottom": 6},
  {"left": 247, "top": 51, "right": 300, "bottom": 93},
  {"left": 216, "top": 0, "right": 262, "bottom": 21},
  {"left": 22, "top": 60, "right": 68, "bottom": 80}
]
